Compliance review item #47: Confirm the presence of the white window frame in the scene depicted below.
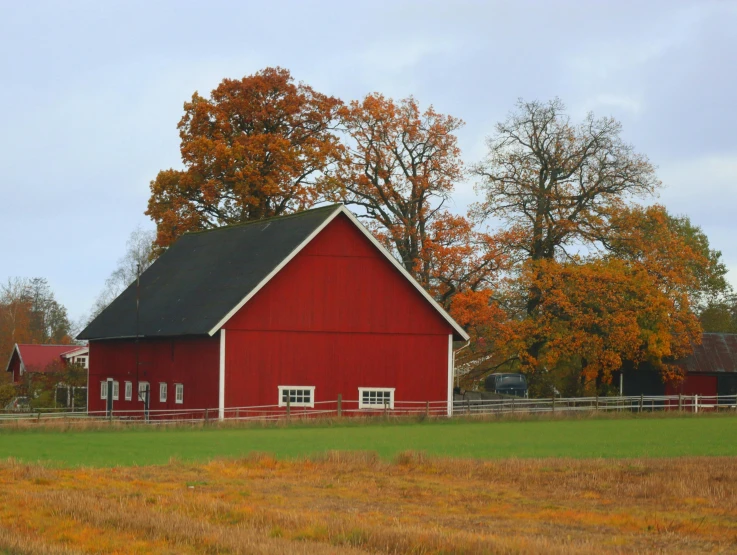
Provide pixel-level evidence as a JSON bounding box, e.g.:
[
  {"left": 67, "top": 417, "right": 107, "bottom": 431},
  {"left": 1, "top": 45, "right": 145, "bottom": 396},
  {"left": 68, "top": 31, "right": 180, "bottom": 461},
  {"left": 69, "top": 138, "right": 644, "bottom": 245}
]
[
  {"left": 358, "top": 387, "right": 395, "bottom": 410},
  {"left": 138, "top": 381, "right": 150, "bottom": 402},
  {"left": 100, "top": 380, "right": 108, "bottom": 400},
  {"left": 112, "top": 381, "right": 119, "bottom": 401},
  {"left": 159, "top": 382, "right": 167, "bottom": 403},
  {"left": 75, "top": 356, "right": 88, "bottom": 368},
  {"left": 175, "top": 383, "right": 184, "bottom": 404},
  {"left": 278, "top": 386, "right": 315, "bottom": 408},
  {"left": 124, "top": 381, "right": 132, "bottom": 401}
]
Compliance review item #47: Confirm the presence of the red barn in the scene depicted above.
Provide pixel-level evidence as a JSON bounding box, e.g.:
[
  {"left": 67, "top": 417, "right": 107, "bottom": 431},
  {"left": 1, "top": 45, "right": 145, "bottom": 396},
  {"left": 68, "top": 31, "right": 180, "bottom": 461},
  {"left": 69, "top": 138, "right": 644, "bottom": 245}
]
[
  {"left": 665, "top": 333, "right": 737, "bottom": 399},
  {"left": 78, "top": 205, "right": 469, "bottom": 418},
  {"left": 5, "top": 344, "right": 89, "bottom": 383},
  {"left": 619, "top": 333, "right": 737, "bottom": 404}
]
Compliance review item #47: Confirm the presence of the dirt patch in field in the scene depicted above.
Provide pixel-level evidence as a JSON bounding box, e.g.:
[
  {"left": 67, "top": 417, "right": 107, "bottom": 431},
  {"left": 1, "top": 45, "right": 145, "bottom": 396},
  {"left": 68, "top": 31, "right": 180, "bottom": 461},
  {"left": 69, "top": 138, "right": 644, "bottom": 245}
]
[{"left": 0, "top": 453, "right": 734, "bottom": 554}]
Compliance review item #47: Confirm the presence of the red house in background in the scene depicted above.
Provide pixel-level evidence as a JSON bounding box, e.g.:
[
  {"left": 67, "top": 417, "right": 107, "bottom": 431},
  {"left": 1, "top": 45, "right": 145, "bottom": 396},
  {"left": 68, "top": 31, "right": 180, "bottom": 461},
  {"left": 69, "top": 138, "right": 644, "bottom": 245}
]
[
  {"left": 5, "top": 344, "right": 89, "bottom": 383},
  {"left": 78, "top": 205, "right": 469, "bottom": 418}
]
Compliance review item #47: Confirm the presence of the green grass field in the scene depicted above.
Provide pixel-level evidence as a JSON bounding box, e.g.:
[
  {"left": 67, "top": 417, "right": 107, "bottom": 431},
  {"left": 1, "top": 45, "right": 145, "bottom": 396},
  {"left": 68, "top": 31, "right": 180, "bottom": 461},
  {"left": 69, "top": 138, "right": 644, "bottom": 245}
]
[{"left": 0, "top": 414, "right": 735, "bottom": 467}]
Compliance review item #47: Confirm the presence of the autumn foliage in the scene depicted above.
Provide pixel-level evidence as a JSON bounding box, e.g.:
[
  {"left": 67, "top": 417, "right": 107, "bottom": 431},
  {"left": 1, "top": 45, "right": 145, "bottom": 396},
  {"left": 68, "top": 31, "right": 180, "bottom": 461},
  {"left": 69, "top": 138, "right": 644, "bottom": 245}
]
[
  {"left": 147, "top": 67, "right": 343, "bottom": 249},
  {"left": 333, "top": 94, "right": 464, "bottom": 286},
  {"left": 145, "top": 73, "right": 733, "bottom": 395}
]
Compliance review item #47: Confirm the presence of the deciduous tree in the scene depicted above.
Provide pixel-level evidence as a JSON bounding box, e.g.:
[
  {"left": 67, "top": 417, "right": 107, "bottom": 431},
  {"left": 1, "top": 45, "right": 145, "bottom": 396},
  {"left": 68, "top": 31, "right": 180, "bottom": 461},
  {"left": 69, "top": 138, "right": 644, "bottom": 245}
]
[
  {"left": 334, "top": 94, "right": 464, "bottom": 287},
  {"left": 469, "top": 99, "right": 720, "bottom": 390},
  {"left": 89, "top": 227, "right": 156, "bottom": 320},
  {"left": 147, "top": 67, "right": 343, "bottom": 249},
  {"left": 0, "top": 278, "right": 72, "bottom": 359},
  {"left": 472, "top": 98, "right": 660, "bottom": 269}
]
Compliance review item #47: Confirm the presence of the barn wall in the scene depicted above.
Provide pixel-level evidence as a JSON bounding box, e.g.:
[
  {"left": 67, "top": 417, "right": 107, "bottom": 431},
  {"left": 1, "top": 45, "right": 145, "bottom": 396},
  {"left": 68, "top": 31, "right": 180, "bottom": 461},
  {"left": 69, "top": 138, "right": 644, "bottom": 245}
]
[
  {"left": 665, "top": 374, "right": 718, "bottom": 397},
  {"left": 88, "top": 336, "right": 219, "bottom": 415},
  {"left": 224, "top": 214, "right": 454, "bottom": 408}
]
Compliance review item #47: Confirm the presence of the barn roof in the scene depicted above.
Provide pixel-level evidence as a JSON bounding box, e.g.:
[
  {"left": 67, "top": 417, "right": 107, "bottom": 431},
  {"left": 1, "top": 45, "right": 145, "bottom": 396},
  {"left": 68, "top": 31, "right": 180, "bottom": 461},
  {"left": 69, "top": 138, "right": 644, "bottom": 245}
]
[
  {"left": 78, "top": 204, "right": 469, "bottom": 342},
  {"left": 5, "top": 344, "right": 85, "bottom": 374},
  {"left": 677, "top": 333, "right": 737, "bottom": 374}
]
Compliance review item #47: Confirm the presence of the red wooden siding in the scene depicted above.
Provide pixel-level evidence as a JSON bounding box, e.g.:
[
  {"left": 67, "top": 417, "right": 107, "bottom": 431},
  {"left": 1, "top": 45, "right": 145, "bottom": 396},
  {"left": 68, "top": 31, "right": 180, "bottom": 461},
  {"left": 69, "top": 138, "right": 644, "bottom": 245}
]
[
  {"left": 88, "top": 336, "right": 219, "bottom": 414},
  {"left": 223, "top": 214, "right": 454, "bottom": 408},
  {"left": 665, "top": 374, "right": 718, "bottom": 397}
]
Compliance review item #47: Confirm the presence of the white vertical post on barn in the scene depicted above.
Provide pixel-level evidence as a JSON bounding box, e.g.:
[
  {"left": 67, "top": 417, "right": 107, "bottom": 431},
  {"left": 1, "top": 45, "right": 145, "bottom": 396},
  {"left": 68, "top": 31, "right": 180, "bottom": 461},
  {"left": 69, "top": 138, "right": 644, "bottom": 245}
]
[
  {"left": 447, "top": 334, "right": 454, "bottom": 417},
  {"left": 219, "top": 328, "right": 226, "bottom": 421}
]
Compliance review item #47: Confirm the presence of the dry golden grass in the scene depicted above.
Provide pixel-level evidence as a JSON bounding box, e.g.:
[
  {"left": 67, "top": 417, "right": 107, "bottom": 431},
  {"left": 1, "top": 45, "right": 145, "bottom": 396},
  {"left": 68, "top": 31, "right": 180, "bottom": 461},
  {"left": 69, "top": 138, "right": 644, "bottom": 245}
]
[{"left": 0, "top": 452, "right": 735, "bottom": 554}]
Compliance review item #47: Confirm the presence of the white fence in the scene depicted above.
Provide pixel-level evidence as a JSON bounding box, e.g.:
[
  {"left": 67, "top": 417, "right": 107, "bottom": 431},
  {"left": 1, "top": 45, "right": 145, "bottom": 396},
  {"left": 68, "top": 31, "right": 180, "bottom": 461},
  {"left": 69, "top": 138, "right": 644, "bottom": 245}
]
[
  {"left": 452, "top": 393, "right": 736, "bottom": 415},
  {"left": 0, "top": 394, "right": 734, "bottom": 424}
]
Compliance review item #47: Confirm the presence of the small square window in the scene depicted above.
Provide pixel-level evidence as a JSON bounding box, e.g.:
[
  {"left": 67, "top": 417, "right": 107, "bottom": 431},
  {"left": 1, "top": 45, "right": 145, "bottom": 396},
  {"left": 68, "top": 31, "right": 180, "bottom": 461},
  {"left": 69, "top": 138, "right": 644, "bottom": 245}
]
[
  {"left": 160, "top": 383, "right": 167, "bottom": 403},
  {"left": 358, "top": 388, "right": 395, "bottom": 409},
  {"left": 124, "top": 381, "right": 132, "bottom": 401},
  {"left": 278, "top": 386, "right": 315, "bottom": 408},
  {"left": 175, "top": 383, "right": 183, "bottom": 404}
]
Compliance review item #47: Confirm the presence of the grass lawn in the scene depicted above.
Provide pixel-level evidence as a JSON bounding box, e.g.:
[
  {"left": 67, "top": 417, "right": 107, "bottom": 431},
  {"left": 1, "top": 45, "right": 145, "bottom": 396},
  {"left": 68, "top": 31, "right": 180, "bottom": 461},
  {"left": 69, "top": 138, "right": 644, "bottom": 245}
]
[{"left": 0, "top": 413, "right": 735, "bottom": 467}]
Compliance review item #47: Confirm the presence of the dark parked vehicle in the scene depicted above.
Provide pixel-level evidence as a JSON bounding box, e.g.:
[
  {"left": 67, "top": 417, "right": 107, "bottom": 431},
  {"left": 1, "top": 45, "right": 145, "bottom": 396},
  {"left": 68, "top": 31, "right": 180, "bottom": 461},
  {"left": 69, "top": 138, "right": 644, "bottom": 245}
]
[{"left": 484, "top": 373, "right": 528, "bottom": 398}]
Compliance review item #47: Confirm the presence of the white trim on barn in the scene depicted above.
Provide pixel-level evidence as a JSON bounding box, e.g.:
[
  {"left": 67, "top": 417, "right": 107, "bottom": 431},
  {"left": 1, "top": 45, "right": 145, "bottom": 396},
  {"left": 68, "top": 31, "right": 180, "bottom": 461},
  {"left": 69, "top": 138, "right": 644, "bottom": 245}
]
[
  {"left": 278, "top": 385, "right": 316, "bottom": 408},
  {"left": 61, "top": 346, "right": 89, "bottom": 360},
  {"left": 4, "top": 344, "right": 24, "bottom": 375},
  {"left": 219, "top": 329, "right": 226, "bottom": 421},
  {"left": 207, "top": 208, "right": 344, "bottom": 336},
  {"left": 358, "top": 387, "right": 395, "bottom": 409},
  {"left": 447, "top": 335, "right": 454, "bottom": 417},
  {"left": 339, "top": 208, "right": 470, "bottom": 342},
  {"left": 208, "top": 205, "right": 470, "bottom": 342}
]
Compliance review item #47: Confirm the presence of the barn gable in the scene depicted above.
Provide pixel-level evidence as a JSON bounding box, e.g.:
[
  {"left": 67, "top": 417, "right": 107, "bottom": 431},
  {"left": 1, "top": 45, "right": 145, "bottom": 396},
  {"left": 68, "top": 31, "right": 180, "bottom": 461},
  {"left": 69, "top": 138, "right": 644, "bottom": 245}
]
[
  {"left": 79, "top": 204, "right": 468, "bottom": 342},
  {"left": 223, "top": 213, "right": 455, "bottom": 336}
]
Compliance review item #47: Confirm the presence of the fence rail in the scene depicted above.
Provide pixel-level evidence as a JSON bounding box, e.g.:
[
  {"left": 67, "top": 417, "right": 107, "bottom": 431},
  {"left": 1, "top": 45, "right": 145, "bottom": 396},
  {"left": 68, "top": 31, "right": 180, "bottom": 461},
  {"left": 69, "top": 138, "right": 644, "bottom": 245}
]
[{"left": 0, "top": 394, "right": 735, "bottom": 424}]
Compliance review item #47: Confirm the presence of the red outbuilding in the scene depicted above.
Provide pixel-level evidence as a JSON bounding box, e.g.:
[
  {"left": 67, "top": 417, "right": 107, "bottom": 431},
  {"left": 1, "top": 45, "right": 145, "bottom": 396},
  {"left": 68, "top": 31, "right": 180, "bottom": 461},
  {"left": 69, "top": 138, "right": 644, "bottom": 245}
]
[
  {"left": 5, "top": 344, "right": 89, "bottom": 383},
  {"left": 78, "top": 205, "right": 469, "bottom": 418}
]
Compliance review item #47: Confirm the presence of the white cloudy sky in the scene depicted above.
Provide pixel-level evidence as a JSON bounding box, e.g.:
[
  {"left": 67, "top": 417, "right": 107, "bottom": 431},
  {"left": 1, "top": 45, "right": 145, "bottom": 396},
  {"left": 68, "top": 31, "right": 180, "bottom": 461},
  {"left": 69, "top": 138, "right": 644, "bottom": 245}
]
[{"left": 1, "top": 0, "right": 736, "bottom": 323}]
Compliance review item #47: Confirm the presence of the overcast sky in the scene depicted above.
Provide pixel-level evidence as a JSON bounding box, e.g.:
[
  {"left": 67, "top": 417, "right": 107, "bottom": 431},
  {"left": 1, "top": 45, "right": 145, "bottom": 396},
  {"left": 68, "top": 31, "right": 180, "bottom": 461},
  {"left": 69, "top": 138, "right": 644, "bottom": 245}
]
[{"left": 1, "top": 0, "right": 736, "bottom": 324}]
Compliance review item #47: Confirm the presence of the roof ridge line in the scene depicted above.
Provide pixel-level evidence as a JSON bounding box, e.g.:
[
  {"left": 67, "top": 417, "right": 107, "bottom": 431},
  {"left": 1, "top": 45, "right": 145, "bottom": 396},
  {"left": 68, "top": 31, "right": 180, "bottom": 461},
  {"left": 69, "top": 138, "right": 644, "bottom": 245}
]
[{"left": 183, "top": 204, "right": 343, "bottom": 237}]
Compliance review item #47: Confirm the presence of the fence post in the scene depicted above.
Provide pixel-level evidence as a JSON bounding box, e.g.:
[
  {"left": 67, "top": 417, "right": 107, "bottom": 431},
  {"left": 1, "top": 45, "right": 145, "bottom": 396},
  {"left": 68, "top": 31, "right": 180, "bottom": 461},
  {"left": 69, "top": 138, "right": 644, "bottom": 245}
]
[
  {"left": 511, "top": 397, "right": 515, "bottom": 413},
  {"left": 694, "top": 394, "right": 699, "bottom": 414},
  {"left": 639, "top": 394, "right": 643, "bottom": 413},
  {"left": 425, "top": 400, "right": 430, "bottom": 418},
  {"left": 551, "top": 395, "right": 555, "bottom": 413},
  {"left": 466, "top": 398, "right": 471, "bottom": 416},
  {"left": 205, "top": 408, "right": 209, "bottom": 424},
  {"left": 236, "top": 407, "right": 240, "bottom": 420},
  {"left": 337, "top": 394, "right": 342, "bottom": 418},
  {"left": 37, "top": 411, "right": 41, "bottom": 422},
  {"left": 384, "top": 398, "right": 388, "bottom": 418},
  {"left": 286, "top": 397, "right": 291, "bottom": 420},
  {"left": 595, "top": 395, "right": 599, "bottom": 412}
]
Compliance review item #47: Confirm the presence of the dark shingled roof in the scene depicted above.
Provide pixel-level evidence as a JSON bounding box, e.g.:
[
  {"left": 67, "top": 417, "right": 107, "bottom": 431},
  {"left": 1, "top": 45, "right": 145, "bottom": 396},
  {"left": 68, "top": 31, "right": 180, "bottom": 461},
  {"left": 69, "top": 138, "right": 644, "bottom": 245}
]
[
  {"left": 78, "top": 205, "right": 342, "bottom": 340},
  {"left": 677, "top": 333, "right": 737, "bottom": 374}
]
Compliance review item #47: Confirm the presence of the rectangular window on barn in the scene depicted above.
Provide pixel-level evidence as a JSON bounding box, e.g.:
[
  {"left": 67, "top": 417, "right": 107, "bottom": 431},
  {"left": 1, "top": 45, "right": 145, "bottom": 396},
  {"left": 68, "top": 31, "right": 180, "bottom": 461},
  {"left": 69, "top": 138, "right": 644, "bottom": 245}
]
[
  {"left": 159, "top": 383, "right": 167, "bottom": 403},
  {"left": 358, "top": 388, "right": 395, "bottom": 410},
  {"left": 278, "top": 386, "right": 315, "bottom": 408},
  {"left": 124, "top": 381, "right": 132, "bottom": 401},
  {"left": 100, "top": 381, "right": 108, "bottom": 400},
  {"left": 138, "top": 382, "right": 150, "bottom": 402},
  {"left": 175, "top": 383, "right": 183, "bottom": 404},
  {"left": 112, "top": 381, "right": 119, "bottom": 401}
]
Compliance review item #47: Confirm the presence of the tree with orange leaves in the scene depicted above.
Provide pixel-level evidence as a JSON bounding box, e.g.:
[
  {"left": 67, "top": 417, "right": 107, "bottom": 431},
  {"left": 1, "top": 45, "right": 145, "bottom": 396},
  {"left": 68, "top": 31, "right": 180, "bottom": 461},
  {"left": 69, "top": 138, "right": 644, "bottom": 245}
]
[
  {"left": 469, "top": 99, "right": 727, "bottom": 394},
  {"left": 333, "top": 94, "right": 464, "bottom": 288},
  {"left": 147, "top": 67, "right": 343, "bottom": 249}
]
